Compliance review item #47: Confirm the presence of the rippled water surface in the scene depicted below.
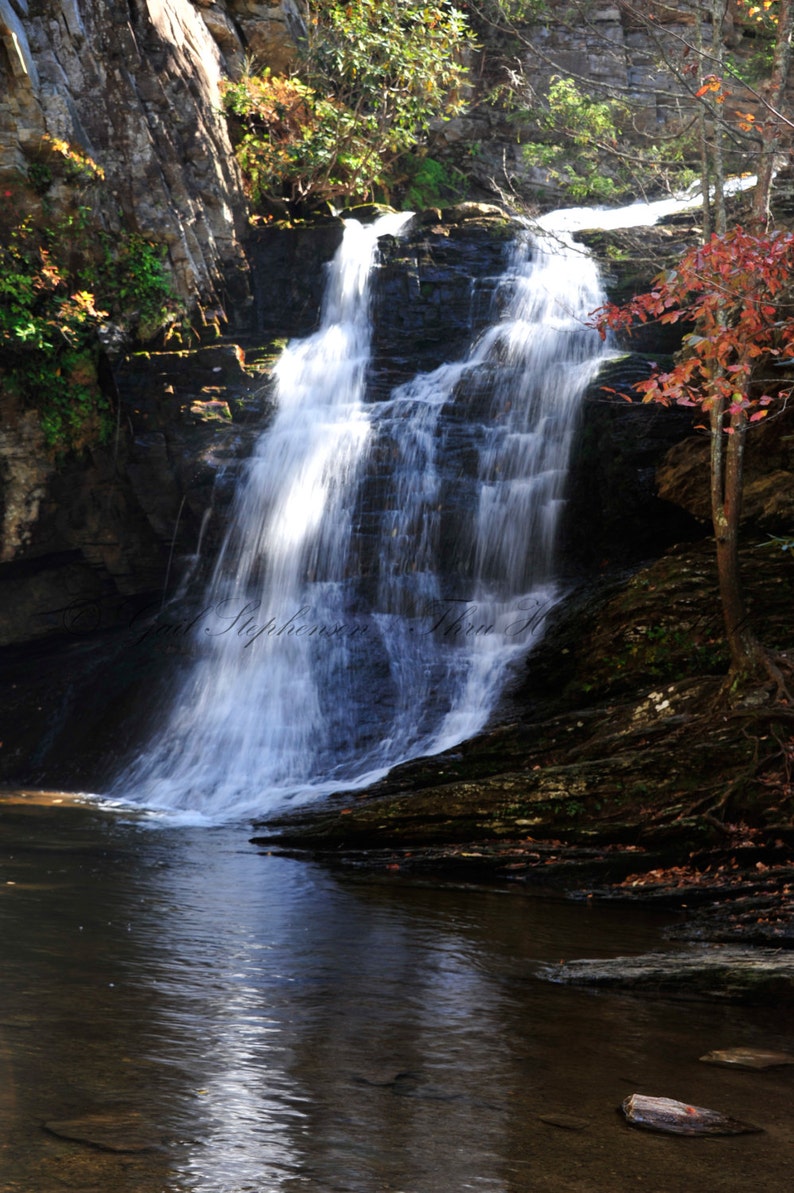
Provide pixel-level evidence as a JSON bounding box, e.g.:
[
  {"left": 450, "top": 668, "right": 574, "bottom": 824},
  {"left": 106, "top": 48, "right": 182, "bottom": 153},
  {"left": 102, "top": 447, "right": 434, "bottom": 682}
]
[{"left": 1, "top": 795, "right": 792, "bottom": 1192}]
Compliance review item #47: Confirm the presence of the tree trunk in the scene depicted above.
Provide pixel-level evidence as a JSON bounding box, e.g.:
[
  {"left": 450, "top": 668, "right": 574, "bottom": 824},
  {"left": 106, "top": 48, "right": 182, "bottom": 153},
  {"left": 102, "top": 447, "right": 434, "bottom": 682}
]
[
  {"left": 695, "top": 4, "right": 713, "bottom": 238},
  {"left": 711, "top": 405, "right": 767, "bottom": 679},
  {"left": 710, "top": 0, "right": 727, "bottom": 235},
  {"left": 752, "top": 0, "right": 794, "bottom": 227}
]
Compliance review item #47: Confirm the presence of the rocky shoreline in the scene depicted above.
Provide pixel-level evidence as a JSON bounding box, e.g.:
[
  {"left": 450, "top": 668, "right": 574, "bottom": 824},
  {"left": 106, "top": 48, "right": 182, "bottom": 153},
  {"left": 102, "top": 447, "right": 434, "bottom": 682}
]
[
  {"left": 249, "top": 529, "right": 794, "bottom": 997},
  {"left": 253, "top": 789, "right": 794, "bottom": 1002}
]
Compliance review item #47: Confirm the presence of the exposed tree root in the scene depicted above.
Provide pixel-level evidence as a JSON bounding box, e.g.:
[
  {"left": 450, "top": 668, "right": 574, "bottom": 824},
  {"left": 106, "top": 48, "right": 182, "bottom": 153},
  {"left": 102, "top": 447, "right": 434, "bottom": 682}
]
[
  {"left": 718, "top": 647, "right": 794, "bottom": 710},
  {"left": 668, "top": 707, "right": 794, "bottom": 830}
]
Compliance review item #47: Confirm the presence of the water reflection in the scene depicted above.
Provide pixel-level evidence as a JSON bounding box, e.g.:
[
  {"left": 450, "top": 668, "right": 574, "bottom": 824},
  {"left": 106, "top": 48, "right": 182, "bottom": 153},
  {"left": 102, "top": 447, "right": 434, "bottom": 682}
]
[
  {"left": 140, "top": 835, "right": 515, "bottom": 1192},
  {"left": 1, "top": 800, "right": 793, "bottom": 1192},
  {"left": 135, "top": 839, "right": 310, "bottom": 1191}
]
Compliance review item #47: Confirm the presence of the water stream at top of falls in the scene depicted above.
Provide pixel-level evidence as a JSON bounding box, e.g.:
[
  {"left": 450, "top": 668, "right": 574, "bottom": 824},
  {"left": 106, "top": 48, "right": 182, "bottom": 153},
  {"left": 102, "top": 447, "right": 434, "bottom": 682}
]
[{"left": 115, "top": 202, "right": 660, "bottom": 822}]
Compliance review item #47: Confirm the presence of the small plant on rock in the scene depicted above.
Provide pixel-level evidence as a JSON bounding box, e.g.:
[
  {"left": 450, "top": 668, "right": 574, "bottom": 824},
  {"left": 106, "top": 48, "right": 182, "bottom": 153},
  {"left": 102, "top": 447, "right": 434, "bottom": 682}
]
[{"left": 1, "top": 172, "right": 179, "bottom": 453}]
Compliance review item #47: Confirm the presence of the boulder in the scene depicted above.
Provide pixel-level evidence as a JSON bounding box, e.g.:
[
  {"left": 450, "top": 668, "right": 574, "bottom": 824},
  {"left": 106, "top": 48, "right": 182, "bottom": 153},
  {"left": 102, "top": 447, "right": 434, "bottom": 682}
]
[
  {"left": 621, "top": 1093, "right": 762, "bottom": 1136},
  {"left": 657, "top": 403, "right": 794, "bottom": 533}
]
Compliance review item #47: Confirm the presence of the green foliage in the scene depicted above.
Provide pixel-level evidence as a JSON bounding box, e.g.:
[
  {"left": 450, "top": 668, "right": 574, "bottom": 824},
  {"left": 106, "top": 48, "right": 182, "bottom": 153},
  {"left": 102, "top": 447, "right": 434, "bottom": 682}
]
[
  {"left": 0, "top": 213, "right": 111, "bottom": 451},
  {"left": 522, "top": 141, "right": 620, "bottom": 203},
  {"left": 0, "top": 242, "right": 111, "bottom": 450},
  {"left": 727, "top": 0, "right": 778, "bottom": 82},
  {"left": 223, "top": 72, "right": 378, "bottom": 208},
  {"left": 37, "top": 134, "right": 106, "bottom": 187},
  {"left": 518, "top": 75, "right": 704, "bottom": 202},
  {"left": 518, "top": 76, "right": 628, "bottom": 202},
  {"left": 27, "top": 161, "right": 54, "bottom": 196},
  {"left": 93, "top": 233, "right": 174, "bottom": 340},
  {"left": 763, "top": 534, "right": 794, "bottom": 553},
  {"left": 223, "top": 1, "right": 475, "bottom": 211},
  {"left": 399, "top": 154, "right": 464, "bottom": 209},
  {"left": 727, "top": 40, "right": 776, "bottom": 85},
  {"left": 0, "top": 179, "right": 178, "bottom": 453},
  {"left": 32, "top": 351, "right": 107, "bottom": 451},
  {"left": 544, "top": 76, "right": 625, "bottom": 145}
]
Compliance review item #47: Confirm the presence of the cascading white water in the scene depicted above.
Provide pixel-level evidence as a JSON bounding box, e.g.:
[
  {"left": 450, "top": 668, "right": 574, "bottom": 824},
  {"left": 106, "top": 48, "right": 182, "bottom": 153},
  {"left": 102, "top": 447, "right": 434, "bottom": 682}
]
[
  {"left": 364, "top": 221, "right": 609, "bottom": 759},
  {"left": 119, "top": 210, "right": 611, "bottom": 821}
]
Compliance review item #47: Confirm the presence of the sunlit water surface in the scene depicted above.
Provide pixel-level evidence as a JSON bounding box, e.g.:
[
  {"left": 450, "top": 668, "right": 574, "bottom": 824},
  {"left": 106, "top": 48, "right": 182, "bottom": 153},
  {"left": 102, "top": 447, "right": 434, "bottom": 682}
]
[{"left": 1, "top": 796, "right": 792, "bottom": 1193}]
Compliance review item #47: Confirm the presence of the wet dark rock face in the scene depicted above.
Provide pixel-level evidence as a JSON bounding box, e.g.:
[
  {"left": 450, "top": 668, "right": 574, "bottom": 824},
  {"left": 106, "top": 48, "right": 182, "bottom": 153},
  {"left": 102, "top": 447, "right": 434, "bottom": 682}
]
[
  {"left": 563, "top": 366, "right": 703, "bottom": 572},
  {"left": 371, "top": 218, "right": 513, "bottom": 387},
  {"left": 0, "top": 346, "right": 269, "bottom": 654},
  {"left": 247, "top": 222, "right": 346, "bottom": 341}
]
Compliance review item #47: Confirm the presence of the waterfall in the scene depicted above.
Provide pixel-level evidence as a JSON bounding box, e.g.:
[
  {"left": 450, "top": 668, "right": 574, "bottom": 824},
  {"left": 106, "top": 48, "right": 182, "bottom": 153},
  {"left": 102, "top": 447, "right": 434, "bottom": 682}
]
[{"left": 118, "top": 210, "right": 610, "bottom": 822}]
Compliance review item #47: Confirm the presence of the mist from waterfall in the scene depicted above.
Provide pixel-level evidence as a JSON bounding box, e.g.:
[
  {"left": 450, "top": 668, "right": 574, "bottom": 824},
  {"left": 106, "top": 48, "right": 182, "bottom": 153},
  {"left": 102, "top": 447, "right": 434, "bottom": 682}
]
[{"left": 118, "top": 209, "right": 611, "bottom": 822}]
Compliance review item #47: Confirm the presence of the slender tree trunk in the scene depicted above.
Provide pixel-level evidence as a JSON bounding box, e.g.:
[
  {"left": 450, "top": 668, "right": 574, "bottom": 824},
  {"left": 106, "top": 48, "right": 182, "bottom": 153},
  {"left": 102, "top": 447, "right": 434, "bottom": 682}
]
[
  {"left": 711, "top": 0, "right": 727, "bottom": 234},
  {"left": 695, "top": 5, "right": 713, "bottom": 238},
  {"left": 704, "top": 5, "right": 755, "bottom": 678},
  {"left": 710, "top": 402, "right": 767, "bottom": 678},
  {"left": 700, "top": 118, "right": 713, "bottom": 238},
  {"left": 752, "top": 0, "right": 794, "bottom": 227}
]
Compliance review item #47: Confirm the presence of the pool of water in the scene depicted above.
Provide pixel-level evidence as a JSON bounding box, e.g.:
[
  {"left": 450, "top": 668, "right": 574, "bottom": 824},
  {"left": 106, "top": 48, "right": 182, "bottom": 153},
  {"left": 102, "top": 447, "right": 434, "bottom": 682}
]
[{"left": 1, "top": 793, "right": 792, "bottom": 1192}]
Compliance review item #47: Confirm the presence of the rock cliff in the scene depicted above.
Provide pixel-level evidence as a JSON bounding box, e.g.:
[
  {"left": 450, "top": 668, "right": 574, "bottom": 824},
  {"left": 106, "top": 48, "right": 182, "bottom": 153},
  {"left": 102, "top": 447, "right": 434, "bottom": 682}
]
[
  {"left": 0, "top": 2, "right": 309, "bottom": 644},
  {"left": 0, "top": 2, "right": 308, "bottom": 308}
]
